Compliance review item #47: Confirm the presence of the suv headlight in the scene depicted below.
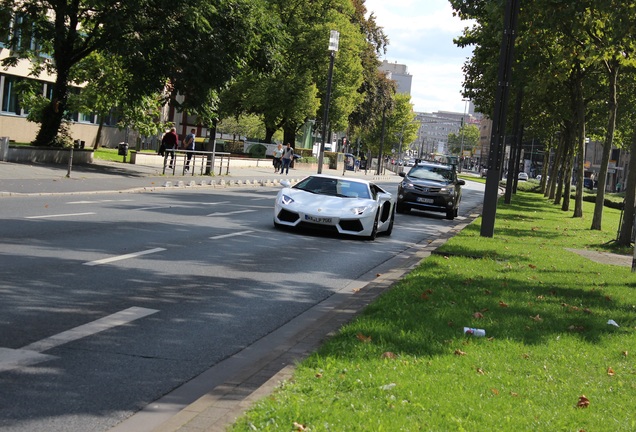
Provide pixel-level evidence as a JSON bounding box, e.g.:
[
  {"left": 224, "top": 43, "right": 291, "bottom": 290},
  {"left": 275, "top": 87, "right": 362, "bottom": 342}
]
[
  {"left": 439, "top": 186, "right": 455, "bottom": 195},
  {"left": 401, "top": 181, "right": 415, "bottom": 190}
]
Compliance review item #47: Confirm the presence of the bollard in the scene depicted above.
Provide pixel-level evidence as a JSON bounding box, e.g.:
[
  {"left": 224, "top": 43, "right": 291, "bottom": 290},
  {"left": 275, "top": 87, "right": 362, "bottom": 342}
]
[{"left": 66, "top": 146, "right": 74, "bottom": 177}]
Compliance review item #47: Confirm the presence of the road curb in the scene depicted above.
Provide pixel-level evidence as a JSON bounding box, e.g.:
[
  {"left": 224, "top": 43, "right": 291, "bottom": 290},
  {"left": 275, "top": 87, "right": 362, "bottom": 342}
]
[{"left": 118, "top": 209, "right": 484, "bottom": 432}]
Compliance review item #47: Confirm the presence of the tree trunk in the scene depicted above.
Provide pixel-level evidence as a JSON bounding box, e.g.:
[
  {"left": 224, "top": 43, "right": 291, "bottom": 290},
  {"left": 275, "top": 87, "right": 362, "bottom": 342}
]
[
  {"left": 573, "top": 75, "right": 586, "bottom": 218},
  {"left": 618, "top": 128, "right": 636, "bottom": 245},
  {"left": 34, "top": 67, "right": 70, "bottom": 146},
  {"left": 561, "top": 137, "right": 574, "bottom": 212},
  {"left": 591, "top": 62, "right": 619, "bottom": 230},
  {"left": 540, "top": 146, "right": 550, "bottom": 194},
  {"left": 94, "top": 118, "right": 105, "bottom": 149},
  {"left": 283, "top": 125, "right": 296, "bottom": 148},
  {"left": 547, "top": 132, "right": 564, "bottom": 200},
  {"left": 264, "top": 126, "right": 276, "bottom": 144}
]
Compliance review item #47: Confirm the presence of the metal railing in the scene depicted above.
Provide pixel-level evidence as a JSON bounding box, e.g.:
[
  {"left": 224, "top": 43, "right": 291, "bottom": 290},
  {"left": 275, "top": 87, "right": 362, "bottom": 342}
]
[{"left": 162, "top": 150, "right": 231, "bottom": 176}]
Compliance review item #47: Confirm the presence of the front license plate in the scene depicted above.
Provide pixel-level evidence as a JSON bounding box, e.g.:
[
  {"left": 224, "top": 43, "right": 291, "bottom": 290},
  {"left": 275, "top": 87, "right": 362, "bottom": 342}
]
[
  {"left": 305, "top": 215, "right": 333, "bottom": 224},
  {"left": 417, "top": 197, "right": 434, "bottom": 204}
]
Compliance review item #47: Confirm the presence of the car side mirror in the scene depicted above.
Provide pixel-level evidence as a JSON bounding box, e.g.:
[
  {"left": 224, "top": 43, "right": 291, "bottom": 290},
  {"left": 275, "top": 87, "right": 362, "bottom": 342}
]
[
  {"left": 399, "top": 172, "right": 406, "bottom": 177},
  {"left": 457, "top": 179, "right": 465, "bottom": 186},
  {"left": 280, "top": 180, "right": 291, "bottom": 187}
]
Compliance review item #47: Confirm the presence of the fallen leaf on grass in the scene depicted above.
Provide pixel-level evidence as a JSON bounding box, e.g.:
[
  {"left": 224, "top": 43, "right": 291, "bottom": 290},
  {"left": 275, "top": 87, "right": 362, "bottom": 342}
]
[
  {"left": 607, "top": 367, "right": 615, "bottom": 376},
  {"left": 484, "top": 290, "right": 492, "bottom": 295},
  {"left": 315, "top": 373, "right": 323, "bottom": 378},
  {"left": 528, "top": 264, "right": 537, "bottom": 269},
  {"left": 499, "top": 301, "right": 509, "bottom": 308},
  {"left": 454, "top": 349, "right": 466, "bottom": 356},
  {"left": 473, "top": 312, "right": 484, "bottom": 319},
  {"left": 447, "top": 321, "right": 454, "bottom": 327},
  {"left": 293, "top": 421, "right": 307, "bottom": 430},
  {"left": 381, "top": 352, "right": 397, "bottom": 359},
  {"left": 568, "top": 325, "right": 585, "bottom": 332},
  {"left": 420, "top": 293, "right": 429, "bottom": 300},
  {"left": 491, "top": 388, "right": 499, "bottom": 395},
  {"left": 583, "top": 308, "right": 593, "bottom": 314},
  {"left": 622, "top": 351, "right": 628, "bottom": 357},
  {"left": 476, "top": 368, "right": 485, "bottom": 375},
  {"left": 605, "top": 296, "right": 612, "bottom": 302},
  {"left": 356, "top": 333, "right": 372, "bottom": 343},
  {"left": 530, "top": 314, "right": 543, "bottom": 322},
  {"left": 576, "top": 395, "right": 590, "bottom": 408},
  {"left": 510, "top": 391, "right": 518, "bottom": 397}
]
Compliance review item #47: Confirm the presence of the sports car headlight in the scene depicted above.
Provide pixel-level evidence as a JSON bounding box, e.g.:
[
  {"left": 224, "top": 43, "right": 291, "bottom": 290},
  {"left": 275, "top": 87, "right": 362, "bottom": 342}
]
[
  {"left": 440, "top": 186, "right": 455, "bottom": 195},
  {"left": 280, "top": 194, "right": 294, "bottom": 205},
  {"left": 350, "top": 205, "right": 372, "bottom": 215}
]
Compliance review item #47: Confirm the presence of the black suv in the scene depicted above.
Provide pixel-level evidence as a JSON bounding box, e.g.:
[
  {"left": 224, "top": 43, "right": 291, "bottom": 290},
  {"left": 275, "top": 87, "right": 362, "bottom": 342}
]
[{"left": 397, "top": 162, "right": 465, "bottom": 220}]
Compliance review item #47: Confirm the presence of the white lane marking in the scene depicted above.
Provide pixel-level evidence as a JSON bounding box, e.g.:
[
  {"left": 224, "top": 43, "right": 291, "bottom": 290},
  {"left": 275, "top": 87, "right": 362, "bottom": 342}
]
[
  {"left": 0, "top": 348, "right": 57, "bottom": 373},
  {"left": 136, "top": 201, "right": 229, "bottom": 211},
  {"left": 0, "top": 306, "right": 159, "bottom": 371},
  {"left": 206, "top": 209, "right": 256, "bottom": 217},
  {"left": 25, "top": 212, "right": 96, "bottom": 219},
  {"left": 21, "top": 307, "right": 159, "bottom": 353},
  {"left": 67, "top": 199, "right": 133, "bottom": 204},
  {"left": 83, "top": 247, "right": 166, "bottom": 266},
  {"left": 209, "top": 230, "right": 254, "bottom": 240}
]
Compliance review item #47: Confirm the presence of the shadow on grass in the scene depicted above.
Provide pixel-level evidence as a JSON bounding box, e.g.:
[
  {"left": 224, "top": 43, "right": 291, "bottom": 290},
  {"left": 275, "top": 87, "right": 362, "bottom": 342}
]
[{"left": 318, "top": 257, "right": 633, "bottom": 361}]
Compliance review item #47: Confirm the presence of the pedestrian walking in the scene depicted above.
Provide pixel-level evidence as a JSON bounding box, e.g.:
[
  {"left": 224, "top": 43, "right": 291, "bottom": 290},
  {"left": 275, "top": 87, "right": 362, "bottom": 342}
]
[
  {"left": 273, "top": 143, "right": 283, "bottom": 173},
  {"left": 280, "top": 143, "right": 294, "bottom": 175},
  {"left": 616, "top": 180, "right": 622, "bottom": 193},
  {"left": 183, "top": 128, "right": 196, "bottom": 172},
  {"left": 161, "top": 127, "right": 179, "bottom": 169}
]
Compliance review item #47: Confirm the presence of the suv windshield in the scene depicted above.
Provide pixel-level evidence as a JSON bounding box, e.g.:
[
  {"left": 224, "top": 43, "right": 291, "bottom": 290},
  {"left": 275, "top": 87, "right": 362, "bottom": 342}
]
[{"left": 407, "top": 166, "right": 454, "bottom": 182}]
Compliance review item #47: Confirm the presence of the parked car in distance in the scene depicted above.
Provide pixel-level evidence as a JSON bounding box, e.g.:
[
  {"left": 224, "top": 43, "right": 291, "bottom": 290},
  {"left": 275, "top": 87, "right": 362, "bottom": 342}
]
[
  {"left": 518, "top": 172, "right": 529, "bottom": 181},
  {"left": 397, "top": 162, "right": 465, "bottom": 220}
]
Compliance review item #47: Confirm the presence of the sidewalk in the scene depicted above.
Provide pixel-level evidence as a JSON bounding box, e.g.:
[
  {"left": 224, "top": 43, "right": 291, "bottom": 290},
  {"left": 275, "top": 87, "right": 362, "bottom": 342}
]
[{"left": 0, "top": 159, "right": 398, "bottom": 196}]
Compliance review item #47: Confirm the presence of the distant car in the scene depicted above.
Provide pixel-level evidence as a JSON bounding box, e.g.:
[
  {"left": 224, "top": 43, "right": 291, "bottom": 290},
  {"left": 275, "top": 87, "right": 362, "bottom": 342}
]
[
  {"left": 535, "top": 174, "right": 542, "bottom": 181},
  {"left": 518, "top": 172, "right": 529, "bottom": 181},
  {"left": 274, "top": 174, "right": 395, "bottom": 240},
  {"left": 396, "top": 162, "right": 465, "bottom": 220}
]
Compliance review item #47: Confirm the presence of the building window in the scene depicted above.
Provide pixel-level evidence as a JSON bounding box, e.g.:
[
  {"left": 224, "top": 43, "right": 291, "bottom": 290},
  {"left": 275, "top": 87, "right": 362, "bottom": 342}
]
[{"left": 1, "top": 75, "right": 23, "bottom": 114}]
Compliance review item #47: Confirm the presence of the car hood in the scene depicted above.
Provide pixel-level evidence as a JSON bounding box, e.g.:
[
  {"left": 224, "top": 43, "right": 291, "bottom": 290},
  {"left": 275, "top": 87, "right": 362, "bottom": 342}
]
[
  {"left": 281, "top": 188, "right": 375, "bottom": 212},
  {"left": 402, "top": 176, "right": 453, "bottom": 187}
]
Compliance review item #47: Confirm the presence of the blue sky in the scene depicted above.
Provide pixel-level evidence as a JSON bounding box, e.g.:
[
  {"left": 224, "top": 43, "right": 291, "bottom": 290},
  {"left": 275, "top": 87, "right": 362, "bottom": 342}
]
[{"left": 364, "top": 0, "right": 474, "bottom": 114}]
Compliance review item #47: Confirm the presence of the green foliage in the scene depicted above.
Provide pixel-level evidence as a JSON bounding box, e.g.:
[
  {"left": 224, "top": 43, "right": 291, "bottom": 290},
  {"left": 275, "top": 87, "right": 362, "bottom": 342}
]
[
  {"left": 447, "top": 124, "right": 480, "bottom": 156},
  {"left": 230, "top": 192, "right": 635, "bottom": 431}
]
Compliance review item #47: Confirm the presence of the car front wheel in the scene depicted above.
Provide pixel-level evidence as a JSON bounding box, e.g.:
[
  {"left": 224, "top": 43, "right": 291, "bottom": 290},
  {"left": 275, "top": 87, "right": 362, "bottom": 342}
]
[{"left": 366, "top": 210, "right": 380, "bottom": 240}]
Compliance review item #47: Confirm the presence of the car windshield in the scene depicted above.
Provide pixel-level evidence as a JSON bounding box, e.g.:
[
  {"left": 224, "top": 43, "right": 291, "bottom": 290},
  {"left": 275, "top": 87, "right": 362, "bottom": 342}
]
[
  {"left": 407, "top": 166, "right": 454, "bottom": 182},
  {"left": 294, "top": 177, "right": 370, "bottom": 199}
]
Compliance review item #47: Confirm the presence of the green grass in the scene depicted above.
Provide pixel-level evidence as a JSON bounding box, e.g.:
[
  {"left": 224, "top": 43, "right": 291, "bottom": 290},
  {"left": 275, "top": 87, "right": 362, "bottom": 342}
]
[{"left": 230, "top": 193, "right": 636, "bottom": 431}]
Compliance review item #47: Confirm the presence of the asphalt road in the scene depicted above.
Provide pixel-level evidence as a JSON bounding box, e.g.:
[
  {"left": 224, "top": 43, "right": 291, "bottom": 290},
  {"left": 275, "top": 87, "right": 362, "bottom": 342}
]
[{"left": 0, "top": 180, "right": 484, "bottom": 432}]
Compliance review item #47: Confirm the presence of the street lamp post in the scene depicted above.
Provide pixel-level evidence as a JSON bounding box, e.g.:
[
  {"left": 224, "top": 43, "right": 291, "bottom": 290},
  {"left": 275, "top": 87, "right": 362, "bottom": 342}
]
[
  {"left": 317, "top": 30, "right": 339, "bottom": 174},
  {"left": 376, "top": 71, "right": 392, "bottom": 175},
  {"left": 459, "top": 99, "right": 469, "bottom": 172}
]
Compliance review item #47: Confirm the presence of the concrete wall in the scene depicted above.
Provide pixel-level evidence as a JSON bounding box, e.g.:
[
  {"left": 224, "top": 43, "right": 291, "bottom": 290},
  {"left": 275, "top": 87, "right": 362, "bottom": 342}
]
[{"left": 6, "top": 146, "right": 94, "bottom": 164}]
